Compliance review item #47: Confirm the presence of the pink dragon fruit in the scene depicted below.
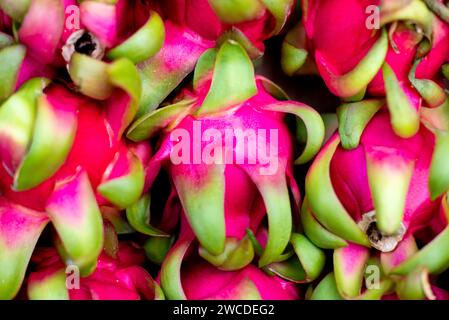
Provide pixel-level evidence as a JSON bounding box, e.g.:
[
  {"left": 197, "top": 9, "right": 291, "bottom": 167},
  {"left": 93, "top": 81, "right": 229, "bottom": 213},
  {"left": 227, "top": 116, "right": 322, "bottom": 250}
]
[
  {"left": 9, "top": 0, "right": 164, "bottom": 67},
  {"left": 0, "top": 70, "right": 148, "bottom": 299},
  {"left": 309, "top": 268, "right": 449, "bottom": 300},
  {"left": 0, "top": 0, "right": 165, "bottom": 102},
  {"left": 180, "top": 259, "right": 299, "bottom": 300},
  {"left": 127, "top": 40, "right": 325, "bottom": 269},
  {"left": 26, "top": 241, "right": 161, "bottom": 300},
  {"left": 158, "top": 217, "right": 301, "bottom": 300},
  {"left": 0, "top": 3, "right": 160, "bottom": 294},
  {"left": 283, "top": 0, "right": 449, "bottom": 138},
  {"left": 1, "top": 0, "right": 295, "bottom": 114},
  {"left": 303, "top": 105, "right": 449, "bottom": 299},
  {"left": 159, "top": 0, "right": 293, "bottom": 53},
  {"left": 136, "top": 0, "right": 296, "bottom": 117},
  {"left": 308, "top": 201, "right": 449, "bottom": 300},
  {"left": 152, "top": 182, "right": 326, "bottom": 300}
]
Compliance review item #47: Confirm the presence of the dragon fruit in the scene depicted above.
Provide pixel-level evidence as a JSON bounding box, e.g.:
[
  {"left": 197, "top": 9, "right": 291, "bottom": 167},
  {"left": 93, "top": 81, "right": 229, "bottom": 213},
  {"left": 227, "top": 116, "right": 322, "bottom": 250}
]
[
  {"left": 0, "top": 0, "right": 165, "bottom": 102},
  {"left": 308, "top": 200, "right": 449, "bottom": 300},
  {"left": 158, "top": 216, "right": 302, "bottom": 300},
  {"left": 0, "top": 1, "right": 165, "bottom": 299},
  {"left": 136, "top": 0, "right": 296, "bottom": 117},
  {"left": 309, "top": 268, "right": 449, "bottom": 300},
  {"left": 6, "top": 0, "right": 164, "bottom": 67},
  {"left": 159, "top": 0, "right": 293, "bottom": 48},
  {"left": 127, "top": 40, "right": 325, "bottom": 270},
  {"left": 302, "top": 104, "right": 449, "bottom": 299},
  {"left": 0, "top": 72, "right": 148, "bottom": 299},
  {"left": 26, "top": 241, "right": 162, "bottom": 300},
  {"left": 283, "top": 0, "right": 449, "bottom": 138},
  {"left": 153, "top": 182, "right": 326, "bottom": 300},
  {"left": 177, "top": 258, "right": 300, "bottom": 300},
  {"left": 2, "top": 0, "right": 294, "bottom": 116},
  {"left": 1, "top": 0, "right": 448, "bottom": 302}
]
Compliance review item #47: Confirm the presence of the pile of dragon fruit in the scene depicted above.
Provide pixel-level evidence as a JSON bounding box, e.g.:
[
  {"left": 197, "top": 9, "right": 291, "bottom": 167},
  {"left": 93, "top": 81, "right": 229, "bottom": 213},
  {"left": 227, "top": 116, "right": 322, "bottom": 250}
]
[{"left": 1, "top": 0, "right": 449, "bottom": 301}]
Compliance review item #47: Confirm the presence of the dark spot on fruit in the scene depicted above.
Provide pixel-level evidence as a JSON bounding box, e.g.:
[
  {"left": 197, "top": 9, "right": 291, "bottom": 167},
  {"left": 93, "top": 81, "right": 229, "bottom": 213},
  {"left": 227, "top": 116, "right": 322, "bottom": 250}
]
[
  {"left": 74, "top": 32, "right": 96, "bottom": 56},
  {"left": 366, "top": 222, "right": 382, "bottom": 244}
]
